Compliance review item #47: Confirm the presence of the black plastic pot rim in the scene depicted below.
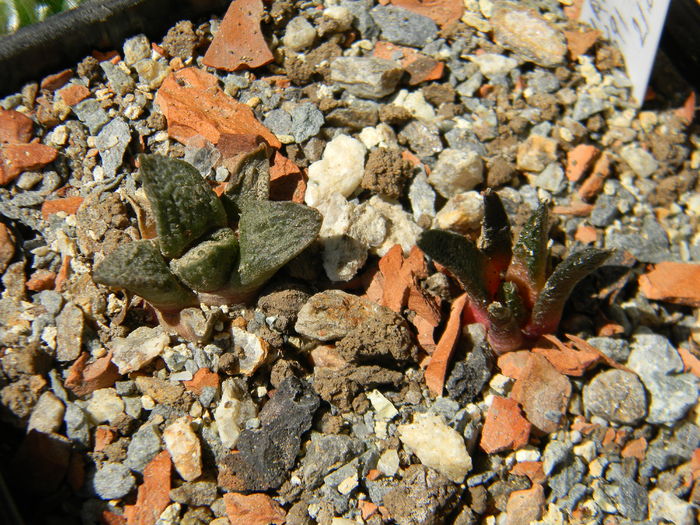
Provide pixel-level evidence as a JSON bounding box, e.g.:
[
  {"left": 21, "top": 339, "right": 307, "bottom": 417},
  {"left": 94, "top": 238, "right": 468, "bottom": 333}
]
[{"left": 0, "top": 0, "right": 230, "bottom": 97}]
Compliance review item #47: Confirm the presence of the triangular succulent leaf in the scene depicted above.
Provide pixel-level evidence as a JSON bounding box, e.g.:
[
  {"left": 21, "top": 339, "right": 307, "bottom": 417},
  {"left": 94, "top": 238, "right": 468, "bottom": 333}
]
[
  {"left": 506, "top": 201, "right": 551, "bottom": 307},
  {"left": 480, "top": 190, "right": 512, "bottom": 297},
  {"left": 170, "top": 229, "right": 239, "bottom": 293},
  {"left": 234, "top": 199, "right": 322, "bottom": 292},
  {"left": 417, "top": 229, "right": 488, "bottom": 311},
  {"left": 526, "top": 248, "right": 612, "bottom": 337},
  {"left": 92, "top": 240, "right": 197, "bottom": 312},
  {"left": 224, "top": 144, "right": 270, "bottom": 202},
  {"left": 139, "top": 154, "right": 227, "bottom": 258}
]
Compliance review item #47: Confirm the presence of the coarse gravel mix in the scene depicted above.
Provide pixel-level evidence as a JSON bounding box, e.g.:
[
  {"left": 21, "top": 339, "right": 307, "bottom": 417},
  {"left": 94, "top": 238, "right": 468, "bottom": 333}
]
[{"left": 0, "top": 1, "right": 699, "bottom": 524}]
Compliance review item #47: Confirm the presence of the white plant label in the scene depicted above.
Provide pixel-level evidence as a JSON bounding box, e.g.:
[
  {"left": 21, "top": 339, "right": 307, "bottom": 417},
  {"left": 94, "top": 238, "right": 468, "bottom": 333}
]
[{"left": 580, "top": 0, "right": 671, "bottom": 105}]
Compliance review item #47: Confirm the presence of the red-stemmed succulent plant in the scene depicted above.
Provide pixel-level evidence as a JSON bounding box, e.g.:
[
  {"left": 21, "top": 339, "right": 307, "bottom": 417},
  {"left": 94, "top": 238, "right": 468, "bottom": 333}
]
[{"left": 418, "top": 190, "right": 611, "bottom": 355}]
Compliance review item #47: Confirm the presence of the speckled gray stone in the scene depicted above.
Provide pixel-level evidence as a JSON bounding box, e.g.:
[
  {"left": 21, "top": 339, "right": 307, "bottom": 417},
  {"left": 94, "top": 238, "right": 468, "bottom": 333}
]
[
  {"left": 125, "top": 423, "right": 162, "bottom": 473},
  {"left": 370, "top": 5, "right": 438, "bottom": 48},
  {"left": 330, "top": 57, "right": 403, "bottom": 100},
  {"left": 627, "top": 334, "right": 699, "bottom": 425},
  {"left": 91, "top": 462, "right": 135, "bottom": 500},
  {"left": 583, "top": 369, "right": 647, "bottom": 424}
]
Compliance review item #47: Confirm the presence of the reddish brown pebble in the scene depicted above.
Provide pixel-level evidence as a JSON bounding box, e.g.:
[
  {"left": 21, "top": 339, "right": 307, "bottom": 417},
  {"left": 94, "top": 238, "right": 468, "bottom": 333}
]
[
  {"left": 578, "top": 152, "right": 610, "bottom": 201},
  {"left": 639, "top": 262, "right": 700, "bottom": 307},
  {"left": 379, "top": 244, "right": 410, "bottom": 313},
  {"left": 621, "top": 437, "right": 647, "bottom": 460},
  {"left": 412, "top": 314, "right": 436, "bottom": 353},
  {"left": 480, "top": 396, "right": 531, "bottom": 453},
  {"left": 94, "top": 426, "right": 117, "bottom": 452},
  {"left": 101, "top": 511, "right": 127, "bottom": 525},
  {"left": 565, "top": 144, "right": 599, "bottom": 182},
  {"left": 41, "top": 196, "right": 84, "bottom": 219},
  {"left": 0, "top": 109, "right": 33, "bottom": 143},
  {"left": 389, "top": 0, "right": 464, "bottom": 27},
  {"left": 26, "top": 269, "right": 57, "bottom": 291},
  {"left": 497, "top": 350, "right": 533, "bottom": 380},
  {"left": 65, "top": 352, "right": 121, "bottom": 397},
  {"left": 269, "top": 151, "right": 306, "bottom": 203},
  {"left": 0, "top": 143, "right": 58, "bottom": 185},
  {"left": 373, "top": 42, "right": 443, "bottom": 85},
  {"left": 564, "top": 29, "right": 601, "bottom": 59},
  {"left": 40, "top": 69, "right": 73, "bottom": 90},
  {"left": 425, "top": 293, "right": 467, "bottom": 396},
  {"left": 224, "top": 492, "right": 286, "bottom": 525},
  {"left": 54, "top": 255, "right": 71, "bottom": 292},
  {"left": 574, "top": 224, "right": 597, "bottom": 244},
  {"left": 532, "top": 337, "right": 599, "bottom": 377},
  {"left": 505, "top": 483, "right": 545, "bottom": 525},
  {"left": 511, "top": 353, "right": 572, "bottom": 433},
  {"left": 124, "top": 451, "right": 172, "bottom": 525},
  {"left": 202, "top": 0, "right": 274, "bottom": 71},
  {"left": 360, "top": 500, "right": 379, "bottom": 520},
  {"left": 183, "top": 368, "right": 220, "bottom": 396},
  {"left": 510, "top": 461, "right": 546, "bottom": 483},
  {"left": 155, "top": 67, "right": 280, "bottom": 148},
  {"left": 407, "top": 285, "right": 441, "bottom": 326},
  {"left": 0, "top": 222, "right": 15, "bottom": 273},
  {"left": 679, "top": 348, "right": 700, "bottom": 378},
  {"left": 57, "top": 84, "right": 91, "bottom": 106}
]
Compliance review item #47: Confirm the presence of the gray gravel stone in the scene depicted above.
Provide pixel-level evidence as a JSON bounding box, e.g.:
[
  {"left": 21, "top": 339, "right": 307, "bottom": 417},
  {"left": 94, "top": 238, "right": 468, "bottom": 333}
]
[
  {"left": 620, "top": 145, "right": 659, "bottom": 178},
  {"left": 627, "top": 334, "right": 699, "bottom": 425},
  {"left": 303, "top": 432, "right": 365, "bottom": 489},
  {"left": 601, "top": 478, "right": 648, "bottom": 520},
  {"left": 587, "top": 337, "right": 630, "bottom": 363},
  {"left": 370, "top": 5, "right": 438, "bottom": 48},
  {"left": 641, "top": 423, "right": 700, "bottom": 478},
  {"left": 571, "top": 93, "right": 606, "bottom": 121},
  {"left": 428, "top": 149, "right": 483, "bottom": 198},
  {"left": 283, "top": 16, "right": 316, "bottom": 51},
  {"left": 73, "top": 98, "right": 109, "bottom": 134},
  {"left": 398, "top": 120, "right": 442, "bottom": 158},
  {"left": 605, "top": 215, "right": 670, "bottom": 263},
  {"left": 542, "top": 440, "right": 572, "bottom": 476},
  {"left": 64, "top": 402, "right": 90, "bottom": 446},
  {"left": 649, "top": 488, "right": 696, "bottom": 525},
  {"left": 96, "top": 118, "right": 131, "bottom": 179},
  {"left": 589, "top": 194, "right": 619, "bottom": 227},
  {"left": 100, "top": 62, "right": 135, "bottom": 96},
  {"left": 264, "top": 109, "right": 293, "bottom": 137},
  {"left": 291, "top": 102, "right": 325, "bottom": 143},
  {"left": 91, "top": 462, "right": 135, "bottom": 500},
  {"left": 549, "top": 456, "right": 585, "bottom": 500},
  {"left": 583, "top": 369, "right": 647, "bottom": 424},
  {"left": 330, "top": 57, "right": 403, "bottom": 100},
  {"left": 125, "top": 423, "right": 161, "bottom": 473}
]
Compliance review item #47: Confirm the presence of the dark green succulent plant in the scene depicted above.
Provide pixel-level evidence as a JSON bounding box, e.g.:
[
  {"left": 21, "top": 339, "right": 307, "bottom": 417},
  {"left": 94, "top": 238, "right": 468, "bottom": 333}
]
[
  {"left": 93, "top": 149, "right": 322, "bottom": 336},
  {"left": 418, "top": 191, "right": 611, "bottom": 355}
]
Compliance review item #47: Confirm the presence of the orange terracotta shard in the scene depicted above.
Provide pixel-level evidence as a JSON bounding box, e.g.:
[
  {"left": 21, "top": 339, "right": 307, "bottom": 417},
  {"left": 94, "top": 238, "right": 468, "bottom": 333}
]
[
  {"left": 373, "top": 41, "right": 443, "bottom": 85},
  {"left": 41, "top": 196, "right": 84, "bottom": 219},
  {"left": 532, "top": 335, "right": 600, "bottom": 376},
  {"left": 203, "top": 0, "right": 274, "bottom": 72},
  {"left": 510, "top": 353, "right": 571, "bottom": 434},
  {"left": 183, "top": 368, "right": 220, "bottom": 396},
  {"left": 480, "top": 396, "right": 531, "bottom": 453},
  {"left": 639, "top": 262, "right": 700, "bottom": 307},
  {"left": 124, "top": 451, "right": 172, "bottom": 525},
  {"left": 269, "top": 151, "right": 307, "bottom": 203},
  {"left": 58, "top": 84, "right": 91, "bottom": 107},
  {"left": 155, "top": 67, "right": 280, "bottom": 148},
  {"left": 0, "top": 109, "right": 33, "bottom": 143},
  {"left": 679, "top": 348, "right": 700, "bottom": 378},
  {"left": 379, "top": 244, "right": 410, "bottom": 313},
  {"left": 389, "top": 0, "right": 464, "bottom": 28},
  {"left": 65, "top": 352, "right": 121, "bottom": 397},
  {"left": 578, "top": 152, "right": 610, "bottom": 201},
  {"left": 564, "top": 29, "right": 601, "bottom": 60},
  {"left": 224, "top": 492, "right": 286, "bottom": 525},
  {"left": 565, "top": 144, "right": 599, "bottom": 182},
  {"left": 0, "top": 143, "right": 58, "bottom": 185},
  {"left": 510, "top": 461, "right": 545, "bottom": 483},
  {"left": 424, "top": 293, "right": 467, "bottom": 396}
]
